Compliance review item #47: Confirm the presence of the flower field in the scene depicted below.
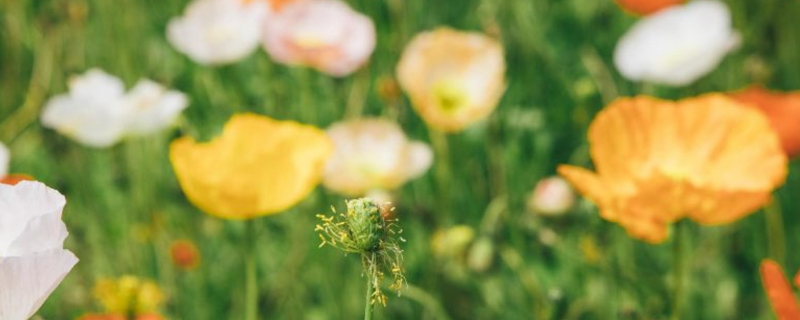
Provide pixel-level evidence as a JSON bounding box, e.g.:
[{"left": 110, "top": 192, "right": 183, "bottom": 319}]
[{"left": 1, "top": 0, "right": 800, "bottom": 319}]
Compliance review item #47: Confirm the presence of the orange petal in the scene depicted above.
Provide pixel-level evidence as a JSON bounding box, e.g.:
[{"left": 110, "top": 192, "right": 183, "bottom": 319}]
[
  {"left": 615, "top": 0, "right": 686, "bottom": 16},
  {"left": 729, "top": 85, "right": 800, "bottom": 158},
  {"left": 0, "top": 174, "right": 34, "bottom": 185},
  {"left": 795, "top": 269, "right": 800, "bottom": 288},
  {"left": 760, "top": 259, "right": 800, "bottom": 320}
]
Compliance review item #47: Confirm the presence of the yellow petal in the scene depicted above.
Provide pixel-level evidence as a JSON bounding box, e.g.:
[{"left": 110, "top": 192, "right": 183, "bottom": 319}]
[{"left": 170, "top": 113, "right": 332, "bottom": 219}]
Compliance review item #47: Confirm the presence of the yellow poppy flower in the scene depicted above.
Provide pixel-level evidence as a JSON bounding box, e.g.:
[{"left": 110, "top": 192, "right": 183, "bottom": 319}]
[
  {"left": 558, "top": 94, "right": 787, "bottom": 243},
  {"left": 396, "top": 28, "right": 506, "bottom": 132},
  {"left": 170, "top": 113, "right": 332, "bottom": 219}
]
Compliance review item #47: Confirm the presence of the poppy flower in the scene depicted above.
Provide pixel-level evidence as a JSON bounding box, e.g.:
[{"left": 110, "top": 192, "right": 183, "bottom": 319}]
[
  {"left": 261, "top": 0, "right": 376, "bottom": 76},
  {"left": 760, "top": 259, "right": 800, "bottom": 320},
  {"left": 167, "top": 0, "right": 268, "bottom": 65},
  {"left": 396, "top": 28, "right": 506, "bottom": 132},
  {"left": 729, "top": 85, "right": 800, "bottom": 157},
  {"left": 322, "top": 118, "right": 432, "bottom": 197},
  {"left": 92, "top": 275, "right": 165, "bottom": 317},
  {"left": 558, "top": 94, "right": 787, "bottom": 243},
  {"left": 41, "top": 69, "right": 189, "bottom": 147},
  {"left": 613, "top": 0, "right": 740, "bottom": 86},
  {"left": 0, "top": 181, "right": 79, "bottom": 320},
  {"left": 170, "top": 113, "right": 332, "bottom": 219},
  {"left": 41, "top": 69, "right": 130, "bottom": 147},
  {"left": 169, "top": 239, "right": 200, "bottom": 270},
  {"left": 614, "top": 0, "right": 686, "bottom": 16}
]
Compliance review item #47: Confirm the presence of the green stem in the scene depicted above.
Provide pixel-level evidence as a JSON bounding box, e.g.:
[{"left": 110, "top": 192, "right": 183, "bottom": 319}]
[
  {"left": 428, "top": 129, "right": 452, "bottom": 224},
  {"left": 245, "top": 220, "right": 258, "bottom": 320},
  {"left": 671, "top": 221, "right": 687, "bottom": 320},
  {"left": 764, "top": 198, "right": 786, "bottom": 264},
  {"left": 364, "top": 254, "right": 375, "bottom": 320},
  {"left": 401, "top": 284, "right": 452, "bottom": 320}
]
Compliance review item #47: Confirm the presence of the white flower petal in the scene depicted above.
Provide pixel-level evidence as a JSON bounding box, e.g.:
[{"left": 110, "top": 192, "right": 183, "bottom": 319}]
[
  {"left": 613, "top": 0, "right": 738, "bottom": 86},
  {"left": 167, "top": 0, "right": 267, "bottom": 65},
  {"left": 0, "top": 249, "right": 78, "bottom": 320},
  {"left": 323, "top": 119, "right": 432, "bottom": 196},
  {"left": 123, "top": 79, "right": 189, "bottom": 134},
  {"left": 40, "top": 69, "right": 129, "bottom": 148},
  {"left": 0, "top": 181, "right": 66, "bottom": 256}
]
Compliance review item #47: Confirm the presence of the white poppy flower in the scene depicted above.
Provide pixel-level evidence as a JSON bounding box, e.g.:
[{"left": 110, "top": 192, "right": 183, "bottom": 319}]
[
  {"left": 0, "top": 142, "right": 8, "bottom": 178},
  {"left": 40, "top": 69, "right": 130, "bottom": 148},
  {"left": 123, "top": 80, "right": 189, "bottom": 135},
  {"left": 167, "top": 0, "right": 268, "bottom": 65},
  {"left": 262, "top": 0, "right": 376, "bottom": 76},
  {"left": 323, "top": 119, "right": 433, "bottom": 196},
  {"left": 0, "top": 181, "right": 78, "bottom": 320},
  {"left": 613, "top": 0, "right": 740, "bottom": 86}
]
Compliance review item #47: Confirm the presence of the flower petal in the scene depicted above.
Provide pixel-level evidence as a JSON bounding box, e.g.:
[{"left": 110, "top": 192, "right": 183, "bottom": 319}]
[
  {"left": 0, "top": 249, "right": 78, "bottom": 320},
  {"left": 760, "top": 259, "right": 800, "bottom": 320}
]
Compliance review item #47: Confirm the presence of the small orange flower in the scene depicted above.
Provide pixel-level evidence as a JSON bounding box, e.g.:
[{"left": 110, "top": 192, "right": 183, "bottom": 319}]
[
  {"left": 558, "top": 94, "right": 787, "bottom": 243},
  {"left": 729, "top": 85, "right": 800, "bottom": 157},
  {"left": 170, "top": 113, "right": 332, "bottom": 219},
  {"left": 169, "top": 239, "right": 200, "bottom": 270},
  {"left": 615, "top": 0, "right": 685, "bottom": 16},
  {"left": 760, "top": 259, "right": 800, "bottom": 320},
  {"left": 396, "top": 28, "right": 506, "bottom": 132}
]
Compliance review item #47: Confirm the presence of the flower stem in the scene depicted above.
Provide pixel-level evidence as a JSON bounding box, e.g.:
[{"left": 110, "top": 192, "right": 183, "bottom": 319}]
[
  {"left": 245, "top": 219, "right": 258, "bottom": 320},
  {"left": 671, "top": 221, "right": 687, "bottom": 320},
  {"left": 364, "top": 253, "right": 375, "bottom": 320},
  {"left": 764, "top": 197, "right": 786, "bottom": 264}
]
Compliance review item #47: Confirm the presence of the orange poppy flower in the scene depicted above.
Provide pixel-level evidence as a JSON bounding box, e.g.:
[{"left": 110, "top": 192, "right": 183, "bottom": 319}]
[
  {"left": 169, "top": 239, "right": 200, "bottom": 270},
  {"left": 170, "top": 113, "right": 332, "bottom": 219},
  {"left": 615, "top": 0, "right": 685, "bottom": 16},
  {"left": 558, "top": 94, "right": 787, "bottom": 243},
  {"left": 760, "top": 259, "right": 800, "bottom": 320},
  {"left": 729, "top": 85, "right": 800, "bottom": 157}
]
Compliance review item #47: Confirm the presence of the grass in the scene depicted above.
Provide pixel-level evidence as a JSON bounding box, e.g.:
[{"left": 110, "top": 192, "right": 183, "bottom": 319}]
[{"left": 2, "top": 0, "right": 800, "bottom": 319}]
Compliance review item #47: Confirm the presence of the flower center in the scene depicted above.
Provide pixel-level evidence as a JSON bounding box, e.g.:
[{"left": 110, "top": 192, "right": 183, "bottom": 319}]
[{"left": 432, "top": 79, "right": 468, "bottom": 113}]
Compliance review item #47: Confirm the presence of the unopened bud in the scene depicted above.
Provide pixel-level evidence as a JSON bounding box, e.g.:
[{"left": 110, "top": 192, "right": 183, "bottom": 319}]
[
  {"left": 527, "top": 176, "right": 575, "bottom": 216},
  {"left": 467, "top": 237, "right": 494, "bottom": 272}
]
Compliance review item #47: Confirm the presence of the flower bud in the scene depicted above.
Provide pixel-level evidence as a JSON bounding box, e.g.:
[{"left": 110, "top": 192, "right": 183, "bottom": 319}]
[
  {"left": 527, "top": 176, "right": 575, "bottom": 216},
  {"left": 346, "top": 198, "right": 385, "bottom": 252}
]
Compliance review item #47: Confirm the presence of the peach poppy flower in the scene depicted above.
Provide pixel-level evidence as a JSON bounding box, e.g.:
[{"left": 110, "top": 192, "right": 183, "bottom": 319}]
[
  {"left": 614, "top": 0, "right": 685, "bottom": 16},
  {"left": 396, "top": 28, "right": 506, "bottom": 132},
  {"left": 170, "top": 113, "right": 332, "bottom": 219},
  {"left": 760, "top": 259, "right": 800, "bottom": 320},
  {"left": 526, "top": 176, "right": 576, "bottom": 217},
  {"left": 262, "top": 0, "right": 376, "bottom": 77},
  {"left": 558, "top": 94, "right": 787, "bottom": 243},
  {"left": 729, "top": 85, "right": 800, "bottom": 157}
]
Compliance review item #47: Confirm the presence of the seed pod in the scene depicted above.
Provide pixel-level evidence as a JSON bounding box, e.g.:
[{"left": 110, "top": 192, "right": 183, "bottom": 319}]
[{"left": 346, "top": 198, "right": 385, "bottom": 252}]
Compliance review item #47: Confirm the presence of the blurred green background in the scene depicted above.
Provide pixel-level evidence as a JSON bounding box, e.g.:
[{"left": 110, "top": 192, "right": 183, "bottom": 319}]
[{"left": 2, "top": 0, "right": 800, "bottom": 319}]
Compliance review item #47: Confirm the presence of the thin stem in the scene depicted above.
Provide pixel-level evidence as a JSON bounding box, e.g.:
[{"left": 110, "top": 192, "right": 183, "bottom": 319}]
[
  {"left": 764, "top": 197, "right": 786, "bottom": 264},
  {"left": 428, "top": 129, "right": 452, "bottom": 223},
  {"left": 245, "top": 220, "right": 258, "bottom": 320},
  {"left": 401, "top": 284, "right": 452, "bottom": 320},
  {"left": 364, "top": 253, "right": 375, "bottom": 320},
  {"left": 671, "top": 221, "right": 687, "bottom": 320}
]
